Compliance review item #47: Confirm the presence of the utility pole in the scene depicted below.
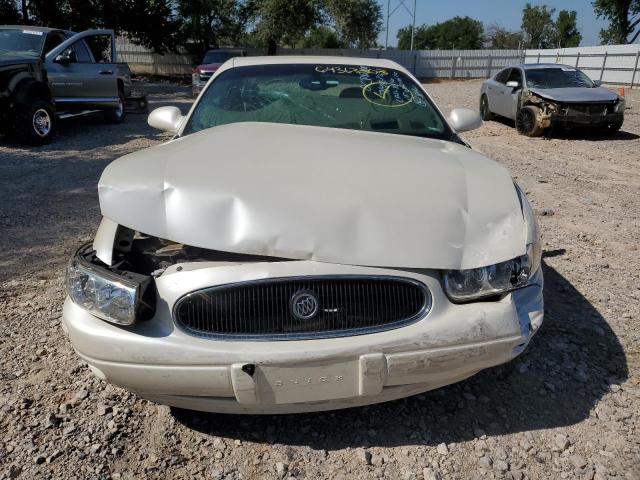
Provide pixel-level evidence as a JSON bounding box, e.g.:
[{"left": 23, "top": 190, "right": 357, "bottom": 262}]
[
  {"left": 410, "top": 0, "right": 417, "bottom": 51},
  {"left": 384, "top": 0, "right": 418, "bottom": 50}
]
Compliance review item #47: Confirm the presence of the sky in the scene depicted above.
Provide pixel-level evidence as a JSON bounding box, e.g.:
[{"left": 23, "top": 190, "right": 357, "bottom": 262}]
[{"left": 377, "top": 0, "right": 611, "bottom": 48}]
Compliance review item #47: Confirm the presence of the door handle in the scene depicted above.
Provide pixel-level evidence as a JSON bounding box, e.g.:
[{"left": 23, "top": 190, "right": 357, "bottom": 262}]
[{"left": 99, "top": 70, "right": 113, "bottom": 75}]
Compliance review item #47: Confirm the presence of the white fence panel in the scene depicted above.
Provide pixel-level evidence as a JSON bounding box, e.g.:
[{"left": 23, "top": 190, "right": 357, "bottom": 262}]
[
  {"left": 524, "top": 44, "right": 640, "bottom": 86},
  {"left": 115, "top": 37, "right": 640, "bottom": 86}
]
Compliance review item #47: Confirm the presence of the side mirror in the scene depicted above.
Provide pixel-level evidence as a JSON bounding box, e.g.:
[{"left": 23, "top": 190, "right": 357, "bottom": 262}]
[
  {"left": 506, "top": 80, "right": 520, "bottom": 89},
  {"left": 148, "top": 106, "right": 184, "bottom": 133},
  {"left": 593, "top": 80, "right": 602, "bottom": 87},
  {"left": 448, "top": 108, "right": 483, "bottom": 132}
]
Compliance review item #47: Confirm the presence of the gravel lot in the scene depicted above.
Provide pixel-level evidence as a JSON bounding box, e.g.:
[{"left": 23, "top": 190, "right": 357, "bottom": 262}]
[{"left": 0, "top": 79, "right": 638, "bottom": 480}]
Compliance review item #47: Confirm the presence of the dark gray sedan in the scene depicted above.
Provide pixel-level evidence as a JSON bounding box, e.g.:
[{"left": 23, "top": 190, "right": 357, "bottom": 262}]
[{"left": 480, "top": 63, "right": 625, "bottom": 137}]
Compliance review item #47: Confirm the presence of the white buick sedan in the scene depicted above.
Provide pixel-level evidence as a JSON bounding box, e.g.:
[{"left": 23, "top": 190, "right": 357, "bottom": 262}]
[{"left": 63, "top": 57, "right": 543, "bottom": 414}]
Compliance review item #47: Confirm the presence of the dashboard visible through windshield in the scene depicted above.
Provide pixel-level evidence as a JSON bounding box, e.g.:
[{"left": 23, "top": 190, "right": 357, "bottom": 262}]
[{"left": 183, "top": 63, "right": 452, "bottom": 140}]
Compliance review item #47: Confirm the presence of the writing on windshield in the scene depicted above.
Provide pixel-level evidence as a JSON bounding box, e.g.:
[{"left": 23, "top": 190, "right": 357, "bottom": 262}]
[{"left": 184, "top": 63, "right": 449, "bottom": 140}]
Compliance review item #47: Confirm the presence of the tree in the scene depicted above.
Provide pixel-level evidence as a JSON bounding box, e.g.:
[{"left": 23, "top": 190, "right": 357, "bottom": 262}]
[
  {"left": 253, "top": 0, "right": 321, "bottom": 54},
  {"left": 26, "top": 0, "right": 178, "bottom": 53},
  {"left": 593, "top": 0, "right": 640, "bottom": 44},
  {"left": 521, "top": 3, "right": 556, "bottom": 48},
  {"left": 324, "top": 0, "right": 382, "bottom": 48},
  {"left": 555, "top": 10, "right": 582, "bottom": 47},
  {"left": 177, "top": 0, "right": 245, "bottom": 58},
  {"left": 397, "top": 16, "right": 483, "bottom": 50},
  {"left": 484, "top": 23, "right": 524, "bottom": 49},
  {"left": 0, "top": 0, "right": 20, "bottom": 23},
  {"left": 296, "top": 25, "right": 343, "bottom": 48}
]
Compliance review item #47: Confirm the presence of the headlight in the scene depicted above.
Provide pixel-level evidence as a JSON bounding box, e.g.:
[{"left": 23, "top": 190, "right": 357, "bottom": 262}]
[
  {"left": 615, "top": 98, "right": 626, "bottom": 113},
  {"left": 66, "top": 245, "right": 154, "bottom": 326},
  {"left": 444, "top": 182, "right": 542, "bottom": 302},
  {"left": 443, "top": 246, "right": 538, "bottom": 302},
  {"left": 192, "top": 73, "right": 200, "bottom": 84}
]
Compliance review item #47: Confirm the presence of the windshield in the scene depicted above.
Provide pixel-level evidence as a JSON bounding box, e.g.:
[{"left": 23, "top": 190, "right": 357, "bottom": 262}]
[
  {"left": 184, "top": 63, "right": 450, "bottom": 140},
  {"left": 202, "top": 51, "right": 241, "bottom": 64},
  {"left": 0, "top": 28, "right": 46, "bottom": 57},
  {"left": 526, "top": 68, "right": 595, "bottom": 89}
]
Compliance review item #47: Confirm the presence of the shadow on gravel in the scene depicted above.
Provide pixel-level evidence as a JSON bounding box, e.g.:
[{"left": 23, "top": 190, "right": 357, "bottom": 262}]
[{"left": 172, "top": 259, "right": 628, "bottom": 450}]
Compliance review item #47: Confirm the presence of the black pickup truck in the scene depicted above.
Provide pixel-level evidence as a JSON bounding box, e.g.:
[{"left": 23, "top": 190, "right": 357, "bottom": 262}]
[{"left": 1, "top": 26, "right": 139, "bottom": 145}]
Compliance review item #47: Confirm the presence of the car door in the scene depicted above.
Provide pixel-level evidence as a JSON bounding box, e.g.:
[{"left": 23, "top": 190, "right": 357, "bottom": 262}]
[
  {"left": 488, "top": 68, "right": 513, "bottom": 118},
  {"left": 503, "top": 67, "right": 524, "bottom": 120},
  {"left": 45, "top": 30, "right": 118, "bottom": 109}
]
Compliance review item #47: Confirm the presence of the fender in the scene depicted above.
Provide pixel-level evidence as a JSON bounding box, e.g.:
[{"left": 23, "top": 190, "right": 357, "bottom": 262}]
[{"left": 13, "top": 78, "right": 52, "bottom": 104}]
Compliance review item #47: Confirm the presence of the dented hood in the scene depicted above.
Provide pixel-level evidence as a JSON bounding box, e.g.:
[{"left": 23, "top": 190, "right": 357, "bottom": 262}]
[
  {"left": 529, "top": 87, "right": 619, "bottom": 103},
  {"left": 98, "top": 122, "right": 527, "bottom": 269}
]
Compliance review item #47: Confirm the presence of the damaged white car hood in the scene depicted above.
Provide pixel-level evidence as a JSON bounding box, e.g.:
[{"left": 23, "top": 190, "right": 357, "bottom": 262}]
[{"left": 98, "top": 122, "right": 527, "bottom": 270}]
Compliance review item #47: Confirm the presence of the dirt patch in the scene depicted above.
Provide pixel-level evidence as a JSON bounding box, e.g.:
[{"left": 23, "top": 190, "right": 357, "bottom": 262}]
[{"left": 0, "top": 80, "right": 638, "bottom": 480}]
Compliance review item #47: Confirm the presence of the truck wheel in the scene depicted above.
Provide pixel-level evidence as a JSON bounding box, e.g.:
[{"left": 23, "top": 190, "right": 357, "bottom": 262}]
[
  {"left": 14, "top": 99, "right": 56, "bottom": 146},
  {"left": 516, "top": 106, "right": 545, "bottom": 137},
  {"left": 604, "top": 119, "right": 623, "bottom": 135},
  {"left": 104, "top": 91, "right": 126, "bottom": 124},
  {"left": 480, "top": 95, "right": 493, "bottom": 121}
]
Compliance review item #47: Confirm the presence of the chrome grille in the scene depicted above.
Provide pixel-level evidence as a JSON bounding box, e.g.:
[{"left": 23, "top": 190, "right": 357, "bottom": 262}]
[
  {"left": 173, "top": 276, "right": 430, "bottom": 340},
  {"left": 199, "top": 72, "right": 213, "bottom": 83}
]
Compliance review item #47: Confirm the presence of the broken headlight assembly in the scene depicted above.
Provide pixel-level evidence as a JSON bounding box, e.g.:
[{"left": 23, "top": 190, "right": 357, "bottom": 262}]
[
  {"left": 444, "top": 182, "right": 541, "bottom": 302},
  {"left": 66, "top": 244, "right": 155, "bottom": 326},
  {"left": 443, "top": 244, "right": 540, "bottom": 302}
]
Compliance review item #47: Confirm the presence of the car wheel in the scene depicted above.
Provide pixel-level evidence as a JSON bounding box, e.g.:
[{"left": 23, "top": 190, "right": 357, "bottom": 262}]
[
  {"left": 104, "top": 91, "right": 126, "bottom": 124},
  {"left": 603, "top": 119, "right": 623, "bottom": 135},
  {"left": 516, "top": 106, "right": 545, "bottom": 137},
  {"left": 480, "top": 95, "right": 493, "bottom": 121},
  {"left": 14, "top": 98, "right": 56, "bottom": 146}
]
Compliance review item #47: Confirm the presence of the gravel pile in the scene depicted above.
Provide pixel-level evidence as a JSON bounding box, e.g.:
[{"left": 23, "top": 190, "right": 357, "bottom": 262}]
[{"left": 0, "top": 80, "right": 638, "bottom": 479}]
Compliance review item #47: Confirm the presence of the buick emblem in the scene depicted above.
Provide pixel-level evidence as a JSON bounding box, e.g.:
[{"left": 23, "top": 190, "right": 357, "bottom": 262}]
[{"left": 290, "top": 290, "right": 319, "bottom": 321}]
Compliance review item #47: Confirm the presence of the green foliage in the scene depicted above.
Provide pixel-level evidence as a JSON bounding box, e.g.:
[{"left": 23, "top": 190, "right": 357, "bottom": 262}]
[
  {"left": 324, "top": 0, "right": 381, "bottom": 48},
  {"left": 521, "top": 3, "right": 583, "bottom": 48},
  {"left": 593, "top": 0, "right": 640, "bottom": 44},
  {"left": 484, "top": 23, "right": 524, "bottom": 49},
  {"left": 177, "top": 0, "right": 247, "bottom": 58},
  {"left": 253, "top": 0, "right": 321, "bottom": 53},
  {"left": 555, "top": 10, "right": 582, "bottom": 47},
  {"left": 397, "top": 16, "right": 484, "bottom": 50},
  {"left": 521, "top": 3, "right": 556, "bottom": 48},
  {"left": 296, "top": 25, "right": 343, "bottom": 48},
  {"left": 9, "top": 0, "right": 382, "bottom": 55},
  {"left": 0, "top": 0, "right": 20, "bottom": 24},
  {"left": 25, "top": 0, "right": 179, "bottom": 53}
]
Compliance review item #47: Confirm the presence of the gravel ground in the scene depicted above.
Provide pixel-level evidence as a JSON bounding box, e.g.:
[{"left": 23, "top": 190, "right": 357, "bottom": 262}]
[{"left": 0, "top": 79, "right": 638, "bottom": 480}]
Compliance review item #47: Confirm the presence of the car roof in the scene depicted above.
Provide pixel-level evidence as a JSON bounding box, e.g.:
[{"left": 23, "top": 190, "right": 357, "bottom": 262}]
[
  {"left": 1, "top": 25, "right": 59, "bottom": 33},
  {"left": 1, "top": 25, "right": 72, "bottom": 36},
  {"left": 507, "top": 63, "right": 576, "bottom": 70},
  {"left": 231, "top": 55, "right": 411, "bottom": 75}
]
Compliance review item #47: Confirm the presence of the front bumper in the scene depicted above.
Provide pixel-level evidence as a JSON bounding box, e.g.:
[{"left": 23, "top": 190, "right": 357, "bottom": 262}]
[
  {"left": 62, "top": 262, "right": 543, "bottom": 414},
  {"left": 550, "top": 112, "right": 623, "bottom": 128}
]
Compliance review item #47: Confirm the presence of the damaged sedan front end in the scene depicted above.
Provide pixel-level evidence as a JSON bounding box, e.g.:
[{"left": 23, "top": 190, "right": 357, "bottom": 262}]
[
  {"left": 519, "top": 88, "right": 624, "bottom": 132},
  {"left": 63, "top": 57, "right": 543, "bottom": 414},
  {"left": 481, "top": 64, "right": 625, "bottom": 137}
]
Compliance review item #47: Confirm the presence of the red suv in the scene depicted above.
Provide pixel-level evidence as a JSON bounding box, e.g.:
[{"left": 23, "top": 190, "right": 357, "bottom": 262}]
[{"left": 192, "top": 48, "right": 246, "bottom": 97}]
